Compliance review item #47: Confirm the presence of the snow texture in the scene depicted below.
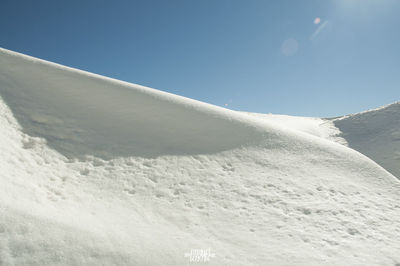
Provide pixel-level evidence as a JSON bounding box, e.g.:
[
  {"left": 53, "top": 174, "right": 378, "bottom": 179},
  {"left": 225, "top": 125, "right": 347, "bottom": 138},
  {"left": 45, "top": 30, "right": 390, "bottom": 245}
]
[
  {"left": 1, "top": 48, "right": 400, "bottom": 265},
  {"left": 331, "top": 102, "right": 400, "bottom": 179},
  {"left": 246, "top": 109, "right": 400, "bottom": 180}
]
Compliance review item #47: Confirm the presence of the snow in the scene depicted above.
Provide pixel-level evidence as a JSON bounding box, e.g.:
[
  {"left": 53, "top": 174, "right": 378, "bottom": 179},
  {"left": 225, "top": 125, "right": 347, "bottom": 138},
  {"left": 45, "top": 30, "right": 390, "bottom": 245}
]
[
  {"left": 1, "top": 48, "right": 400, "bottom": 265},
  {"left": 331, "top": 102, "right": 400, "bottom": 179},
  {"left": 246, "top": 108, "right": 400, "bottom": 180},
  {"left": 244, "top": 112, "right": 348, "bottom": 145}
]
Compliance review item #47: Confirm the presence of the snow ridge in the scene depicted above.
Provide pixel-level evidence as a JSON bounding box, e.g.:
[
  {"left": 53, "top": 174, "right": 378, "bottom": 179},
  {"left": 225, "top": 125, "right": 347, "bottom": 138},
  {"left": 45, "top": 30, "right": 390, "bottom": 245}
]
[{"left": 332, "top": 102, "right": 400, "bottom": 179}]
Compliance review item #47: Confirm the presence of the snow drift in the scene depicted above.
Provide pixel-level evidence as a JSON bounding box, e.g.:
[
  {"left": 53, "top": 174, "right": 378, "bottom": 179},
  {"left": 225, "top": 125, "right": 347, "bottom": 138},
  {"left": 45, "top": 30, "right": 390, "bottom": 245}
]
[
  {"left": 0, "top": 49, "right": 269, "bottom": 158},
  {"left": 247, "top": 108, "right": 400, "bottom": 180},
  {"left": 1, "top": 48, "right": 400, "bottom": 266},
  {"left": 332, "top": 102, "right": 400, "bottom": 179}
]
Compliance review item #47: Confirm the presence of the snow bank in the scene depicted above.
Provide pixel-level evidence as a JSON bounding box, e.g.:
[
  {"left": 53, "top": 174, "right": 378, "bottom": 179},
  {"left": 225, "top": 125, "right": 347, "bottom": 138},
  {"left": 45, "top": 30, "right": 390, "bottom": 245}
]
[
  {"left": 244, "top": 112, "right": 348, "bottom": 145},
  {"left": 0, "top": 48, "right": 277, "bottom": 159},
  {"left": 1, "top": 48, "right": 400, "bottom": 265},
  {"left": 247, "top": 108, "right": 400, "bottom": 180},
  {"left": 331, "top": 102, "right": 400, "bottom": 179}
]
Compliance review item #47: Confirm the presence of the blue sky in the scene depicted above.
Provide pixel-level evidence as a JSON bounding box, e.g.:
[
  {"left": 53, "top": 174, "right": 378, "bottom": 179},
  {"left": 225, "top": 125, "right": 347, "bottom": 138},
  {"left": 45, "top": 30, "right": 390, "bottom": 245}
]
[{"left": 1, "top": 0, "right": 399, "bottom": 117}]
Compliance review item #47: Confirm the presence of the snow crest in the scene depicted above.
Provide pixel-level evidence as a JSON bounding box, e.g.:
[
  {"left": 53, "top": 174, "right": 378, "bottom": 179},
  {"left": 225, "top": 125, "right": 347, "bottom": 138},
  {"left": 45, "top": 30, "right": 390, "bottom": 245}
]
[{"left": 332, "top": 102, "right": 400, "bottom": 179}]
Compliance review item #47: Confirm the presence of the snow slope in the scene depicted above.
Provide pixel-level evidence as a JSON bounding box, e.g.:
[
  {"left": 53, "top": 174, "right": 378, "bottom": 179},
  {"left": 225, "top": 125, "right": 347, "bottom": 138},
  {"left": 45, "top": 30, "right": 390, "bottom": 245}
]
[
  {"left": 331, "top": 103, "right": 400, "bottom": 179},
  {"left": 244, "top": 112, "right": 348, "bottom": 145},
  {"left": 1, "top": 48, "right": 400, "bottom": 266},
  {"left": 0, "top": 49, "right": 268, "bottom": 159},
  {"left": 247, "top": 107, "right": 400, "bottom": 180}
]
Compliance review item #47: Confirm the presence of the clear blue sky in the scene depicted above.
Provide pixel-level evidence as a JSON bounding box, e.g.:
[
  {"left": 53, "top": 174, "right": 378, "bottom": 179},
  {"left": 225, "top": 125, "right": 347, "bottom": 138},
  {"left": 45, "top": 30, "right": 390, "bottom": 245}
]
[{"left": 1, "top": 0, "right": 399, "bottom": 117}]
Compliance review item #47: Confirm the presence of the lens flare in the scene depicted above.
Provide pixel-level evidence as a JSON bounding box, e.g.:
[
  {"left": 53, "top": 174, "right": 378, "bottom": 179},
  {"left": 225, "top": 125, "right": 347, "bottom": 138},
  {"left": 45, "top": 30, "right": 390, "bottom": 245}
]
[
  {"left": 314, "top": 17, "right": 321, "bottom": 24},
  {"left": 281, "top": 38, "right": 299, "bottom": 56}
]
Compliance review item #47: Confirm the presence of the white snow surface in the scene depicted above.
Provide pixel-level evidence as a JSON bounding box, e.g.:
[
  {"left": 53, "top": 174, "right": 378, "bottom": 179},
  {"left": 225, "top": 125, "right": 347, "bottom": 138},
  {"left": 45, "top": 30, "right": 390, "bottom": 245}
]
[
  {"left": 244, "top": 112, "right": 348, "bottom": 146},
  {"left": 331, "top": 103, "right": 400, "bottom": 179},
  {"left": 247, "top": 104, "right": 400, "bottom": 180},
  {"left": 1, "top": 48, "right": 400, "bottom": 266}
]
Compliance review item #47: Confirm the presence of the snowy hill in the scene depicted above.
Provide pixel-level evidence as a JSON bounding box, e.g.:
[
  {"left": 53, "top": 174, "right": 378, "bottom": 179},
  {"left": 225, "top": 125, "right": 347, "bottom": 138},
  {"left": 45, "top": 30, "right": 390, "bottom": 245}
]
[
  {"left": 244, "top": 112, "right": 348, "bottom": 146},
  {"left": 1, "top": 48, "right": 400, "bottom": 266},
  {"left": 248, "top": 104, "right": 400, "bottom": 180},
  {"left": 332, "top": 103, "right": 400, "bottom": 179}
]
